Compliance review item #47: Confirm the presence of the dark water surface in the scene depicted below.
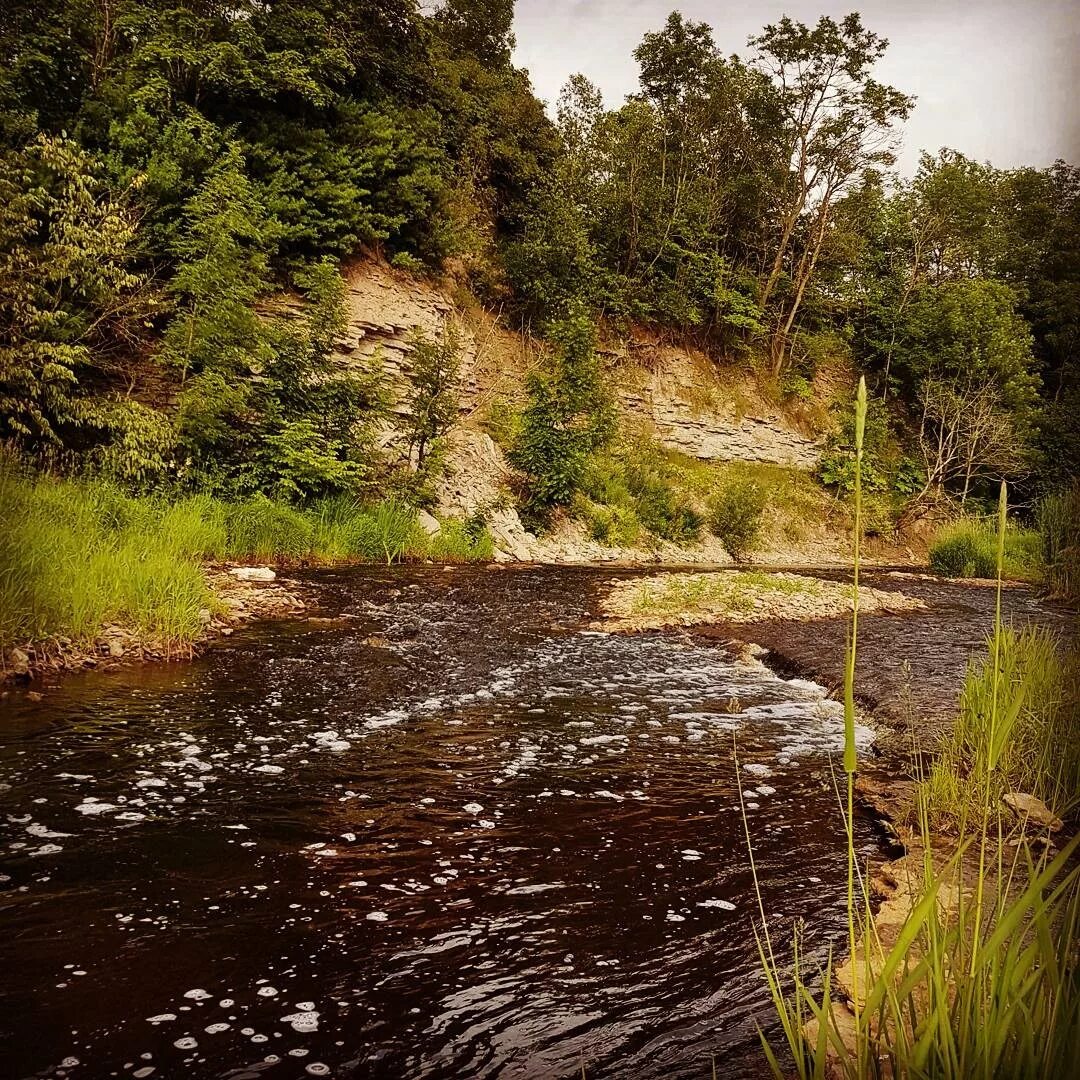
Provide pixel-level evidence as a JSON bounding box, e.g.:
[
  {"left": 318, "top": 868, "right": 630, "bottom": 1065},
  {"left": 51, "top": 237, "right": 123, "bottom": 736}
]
[{"left": 1, "top": 566, "right": 881, "bottom": 1080}]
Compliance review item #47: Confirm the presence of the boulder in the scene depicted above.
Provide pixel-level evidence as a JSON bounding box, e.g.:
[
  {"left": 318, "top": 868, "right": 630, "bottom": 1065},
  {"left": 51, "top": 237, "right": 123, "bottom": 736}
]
[
  {"left": 228, "top": 566, "right": 276, "bottom": 582},
  {"left": 417, "top": 509, "right": 441, "bottom": 537},
  {"left": 1002, "top": 792, "right": 1063, "bottom": 832},
  {"left": 8, "top": 648, "right": 30, "bottom": 676}
]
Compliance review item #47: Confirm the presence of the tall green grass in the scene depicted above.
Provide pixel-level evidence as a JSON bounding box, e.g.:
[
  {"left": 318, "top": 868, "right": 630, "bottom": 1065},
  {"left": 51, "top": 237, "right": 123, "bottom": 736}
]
[
  {"left": 1036, "top": 482, "right": 1080, "bottom": 601},
  {"left": 752, "top": 386, "right": 1080, "bottom": 1080},
  {"left": 924, "top": 626, "right": 1080, "bottom": 828},
  {"left": 929, "top": 517, "right": 1043, "bottom": 581},
  {"left": 0, "top": 467, "right": 495, "bottom": 654},
  {"left": 0, "top": 470, "right": 212, "bottom": 652}
]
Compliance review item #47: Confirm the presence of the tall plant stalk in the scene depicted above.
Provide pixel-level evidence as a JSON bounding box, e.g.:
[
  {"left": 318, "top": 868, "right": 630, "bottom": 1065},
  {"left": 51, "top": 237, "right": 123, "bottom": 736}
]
[
  {"left": 968, "top": 480, "right": 1007, "bottom": 975},
  {"left": 842, "top": 376, "right": 868, "bottom": 1057}
]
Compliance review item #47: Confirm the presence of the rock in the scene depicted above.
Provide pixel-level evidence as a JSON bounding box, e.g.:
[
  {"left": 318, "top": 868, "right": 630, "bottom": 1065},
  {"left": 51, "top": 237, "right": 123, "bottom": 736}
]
[
  {"left": 27, "top": 691, "right": 43, "bottom": 703},
  {"left": 1002, "top": 792, "right": 1063, "bottom": 832},
  {"left": 417, "top": 509, "right": 441, "bottom": 537},
  {"left": 108, "top": 638, "right": 125, "bottom": 658},
  {"left": 8, "top": 648, "right": 30, "bottom": 676},
  {"left": 228, "top": 566, "right": 276, "bottom": 582},
  {"left": 198, "top": 608, "right": 213, "bottom": 625}
]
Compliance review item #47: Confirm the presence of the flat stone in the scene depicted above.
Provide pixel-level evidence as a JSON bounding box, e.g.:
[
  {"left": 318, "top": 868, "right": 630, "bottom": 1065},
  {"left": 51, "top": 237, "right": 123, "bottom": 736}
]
[
  {"left": 228, "top": 566, "right": 276, "bottom": 582},
  {"left": 1002, "top": 792, "right": 1063, "bottom": 832}
]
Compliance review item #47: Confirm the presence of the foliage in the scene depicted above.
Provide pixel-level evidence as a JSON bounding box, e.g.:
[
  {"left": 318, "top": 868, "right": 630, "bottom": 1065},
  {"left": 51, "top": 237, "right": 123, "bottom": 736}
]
[
  {"left": 708, "top": 478, "right": 767, "bottom": 558},
  {"left": 0, "top": 135, "right": 151, "bottom": 455},
  {"left": 402, "top": 324, "right": 463, "bottom": 469},
  {"left": 929, "top": 518, "right": 1043, "bottom": 581},
  {"left": 509, "top": 309, "right": 614, "bottom": 516},
  {"left": 579, "top": 442, "right": 703, "bottom": 545},
  {"left": 0, "top": 1, "right": 1074, "bottom": 536},
  {"left": 819, "top": 391, "right": 917, "bottom": 500}
]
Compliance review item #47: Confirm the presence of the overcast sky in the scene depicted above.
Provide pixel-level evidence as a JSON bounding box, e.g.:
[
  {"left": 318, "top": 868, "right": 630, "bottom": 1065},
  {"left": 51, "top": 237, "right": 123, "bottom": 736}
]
[{"left": 511, "top": 0, "right": 1080, "bottom": 174}]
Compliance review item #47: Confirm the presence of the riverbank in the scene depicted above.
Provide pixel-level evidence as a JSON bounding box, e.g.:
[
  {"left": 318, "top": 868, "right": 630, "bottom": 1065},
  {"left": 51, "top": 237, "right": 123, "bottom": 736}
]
[
  {"left": 2, "top": 566, "right": 313, "bottom": 685},
  {"left": 593, "top": 567, "right": 1074, "bottom": 752}
]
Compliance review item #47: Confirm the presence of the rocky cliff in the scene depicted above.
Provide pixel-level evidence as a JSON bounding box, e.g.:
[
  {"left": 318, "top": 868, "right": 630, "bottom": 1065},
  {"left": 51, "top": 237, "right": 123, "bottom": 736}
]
[{"left": 324, "top": 259, "right": 834, "bottom": 563}]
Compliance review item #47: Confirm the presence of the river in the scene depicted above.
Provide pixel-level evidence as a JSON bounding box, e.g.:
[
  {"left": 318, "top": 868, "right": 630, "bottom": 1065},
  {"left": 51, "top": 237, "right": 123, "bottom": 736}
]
[{"left": 1, "top": 566, "right": 884, "bottom": 1079}]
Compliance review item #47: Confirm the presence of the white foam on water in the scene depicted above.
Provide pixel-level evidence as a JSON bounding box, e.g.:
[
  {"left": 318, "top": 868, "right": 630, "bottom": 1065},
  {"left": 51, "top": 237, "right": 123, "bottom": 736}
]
[{"left": 281, "top": 1011, "right": 320, "bottom": 1033}]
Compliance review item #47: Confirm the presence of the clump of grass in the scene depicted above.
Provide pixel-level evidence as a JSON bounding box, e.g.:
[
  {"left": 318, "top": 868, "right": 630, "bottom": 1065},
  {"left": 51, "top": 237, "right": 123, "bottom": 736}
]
[
  {"left": 1036, "top": 481, "right": 1080, "bottom": 600},
  {"left": 924, "top": 626, "right": 1080, "bottom": 828},
  {"left": 929, "top": 517, "right": 1042, "bottom": 581},
  {"left": 708, "top": 477, "right": 767, "bottom": 559},
  {"left": 427, "top": 516, "right": 495, "bottom": 563},
  {"left": 0, "top": 466, "right": 214, "bottom": 651},
  {"left": 0, "top": 465, "right": 493, "bottom": 655},
  {"left": 223, "top": 496, "right": 315, "bottom": 561}
]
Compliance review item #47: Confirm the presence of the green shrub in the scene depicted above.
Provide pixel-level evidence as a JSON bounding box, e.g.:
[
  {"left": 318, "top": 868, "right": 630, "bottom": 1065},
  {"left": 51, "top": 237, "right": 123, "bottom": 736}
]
[
  {"left": 708, "top": 478, "right": 767, "bottom": 558},
  {"left": 428, "top": 515, "right": 495, "bottom": 563},
  {"left": 930, "top": 518, "right": 1043, "bottom": 581},
  {"left": 579, "top": 444, "right": 702, "bottom": 545}
]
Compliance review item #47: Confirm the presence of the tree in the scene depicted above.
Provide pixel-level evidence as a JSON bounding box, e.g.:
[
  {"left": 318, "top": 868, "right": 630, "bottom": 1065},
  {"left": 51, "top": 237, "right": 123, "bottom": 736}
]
[
  {"left": 895, "top": 279, "right": 1039, "bottom": 507},
  {"left": 0, "top": 135, "right": 151, "bottom": 454},
  {"left": 161, "top": 143, "right": 272, "bottom": 381},
  {"left": 750, "top": 13, "right": 914, "bottom": 372},
  {"left": 510, "top": 308, "right": 614, "bottom": 514},
  {"left": 434, "top": 0, "right": 515, "bottom": 68},
  {"left": 403, "top": 323, "right": 463, "bottom": 469}
]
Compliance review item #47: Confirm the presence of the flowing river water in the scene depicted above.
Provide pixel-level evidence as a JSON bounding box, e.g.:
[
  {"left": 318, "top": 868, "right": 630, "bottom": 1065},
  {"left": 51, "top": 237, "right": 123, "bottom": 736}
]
[{"left": 1, "top": 566, "right": 884, "bottom": 1080}]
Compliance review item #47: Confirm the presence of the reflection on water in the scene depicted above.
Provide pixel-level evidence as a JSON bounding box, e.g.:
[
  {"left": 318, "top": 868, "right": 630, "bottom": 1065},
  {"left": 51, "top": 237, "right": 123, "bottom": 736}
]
[{"left": 0, "top": 566, "right": 880, "bottom": 1079}]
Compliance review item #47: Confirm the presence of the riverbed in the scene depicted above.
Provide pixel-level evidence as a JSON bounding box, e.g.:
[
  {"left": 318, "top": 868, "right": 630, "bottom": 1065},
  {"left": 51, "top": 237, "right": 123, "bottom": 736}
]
[{"left": 2, "top": 566, "right": 885, "bottom": 1079}]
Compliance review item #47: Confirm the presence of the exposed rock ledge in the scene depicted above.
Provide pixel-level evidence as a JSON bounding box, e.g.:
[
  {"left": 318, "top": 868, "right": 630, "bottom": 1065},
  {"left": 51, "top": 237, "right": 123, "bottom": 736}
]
[{"left": 622, "top": 392, "right": 821, "bottom": 469}]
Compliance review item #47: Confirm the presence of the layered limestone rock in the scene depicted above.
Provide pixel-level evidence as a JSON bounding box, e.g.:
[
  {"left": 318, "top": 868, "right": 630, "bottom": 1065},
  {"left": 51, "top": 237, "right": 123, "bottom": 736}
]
[{"left": 280, "top": 258, "right": 829, "bottom": 561}]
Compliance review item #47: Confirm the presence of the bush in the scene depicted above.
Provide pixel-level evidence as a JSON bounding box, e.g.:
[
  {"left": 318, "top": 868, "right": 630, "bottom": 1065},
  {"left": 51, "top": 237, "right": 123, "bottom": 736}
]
[
  {"left": 579, "top": 446, "right": 703, "bottom": 546},
  {"left": 929, "top": 517, "right": 1043, "bottom": 581},
  {"left": 708, "top": 478, "right": 767, "bottom": 558}
]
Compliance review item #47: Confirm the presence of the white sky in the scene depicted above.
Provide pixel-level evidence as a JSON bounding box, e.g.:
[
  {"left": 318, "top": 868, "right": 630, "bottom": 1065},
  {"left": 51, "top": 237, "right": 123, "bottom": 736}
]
[{"left": 511, "top": 0, "right": 1080, "bottom": 174}]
